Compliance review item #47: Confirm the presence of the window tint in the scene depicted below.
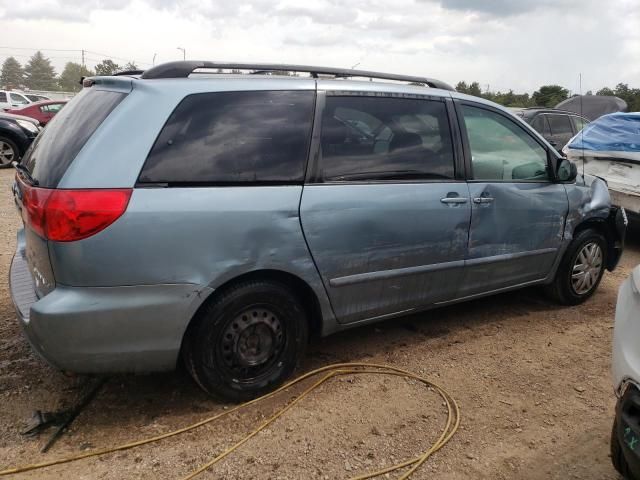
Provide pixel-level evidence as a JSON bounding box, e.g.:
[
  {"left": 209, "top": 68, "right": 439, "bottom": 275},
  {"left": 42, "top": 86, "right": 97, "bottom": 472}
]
[
  {"left": 530, "top": 115, "right": 551, "bottom": 137},
  {"left": 40, "top": 104, "right": 63, "bottom": 113},
  {"left": 24, "top": 88, "right": 127, "bottom": 188},
  {"left": 462, "top": 105, "right": 549, "bottom": 181},
  {"left": 0, "top": 92, "right": 6, "bottom": 102},
  {"left": 547, "top": 114, "right": 573, "bottom": 135},
  {"left": 570, "top": 115, "right": 588, "bottom": 132},
  {"left": 318, "top": 96, "right": 454, "bottom": 182},
  {"left": 10, "top": 93, "right": 28, "bottom": 105},
  {"left": 139, "top": 90, "right": 315, "bottom": 184}
]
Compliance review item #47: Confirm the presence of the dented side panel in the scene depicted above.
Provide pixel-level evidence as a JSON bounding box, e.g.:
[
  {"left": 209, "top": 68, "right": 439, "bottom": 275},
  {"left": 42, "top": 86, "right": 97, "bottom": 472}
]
[{"left": 300, "top": 183, "right": 471, "bottom": 324}]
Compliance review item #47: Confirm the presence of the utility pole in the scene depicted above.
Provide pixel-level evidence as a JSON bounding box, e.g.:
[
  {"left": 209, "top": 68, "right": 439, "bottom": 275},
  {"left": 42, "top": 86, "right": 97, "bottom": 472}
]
[
  {"left": 152, "top": 53, "right": 157, "bottom": 66},
  {"left": 81, "top": 49, "right": 85, "bottom": 70}
]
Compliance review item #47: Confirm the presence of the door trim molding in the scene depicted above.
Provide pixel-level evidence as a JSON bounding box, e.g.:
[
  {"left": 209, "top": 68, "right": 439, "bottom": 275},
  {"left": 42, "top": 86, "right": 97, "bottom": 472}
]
[
  {"left": 329, "top": 259, "right": 465, "bottom": 287},
  {"left": 328, "top": 247, "right": 557, "bottom": 288},
  {"left": 465, "top": 247, "right": 558, "bottom": 267}
]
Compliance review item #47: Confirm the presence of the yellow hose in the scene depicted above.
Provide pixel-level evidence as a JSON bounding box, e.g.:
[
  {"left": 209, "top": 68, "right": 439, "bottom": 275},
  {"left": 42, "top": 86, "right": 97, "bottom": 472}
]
[{"left": 0, "top": 363, "right": 460, "bottom": 479}]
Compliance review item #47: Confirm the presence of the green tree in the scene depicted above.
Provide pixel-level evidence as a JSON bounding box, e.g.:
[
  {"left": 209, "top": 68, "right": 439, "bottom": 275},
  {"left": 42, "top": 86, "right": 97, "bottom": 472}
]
[
  {"left": 23, "top": 51, "right": 57, "bottom": 90},
  {"left": 123, "top": 62, "right": 138, "bottom": 71},
  {"left": 532, "top": 85, "right": 569, "bottom": 107},
  {"left": 94, "top": 59, "right": 121, "bottom": 75},
  {"left": 455, "top": 81, "right": 469, "bottom": 94},
  {"left": 58, "top": 62, "right": 94, "bottom": 92},
  {"left": 596, "top": 87, "right": 614, "bottom": 96},
  {"left": 467, "top": 81, "right": 482, "bottom": 97},
  {"left": 1, "top": 57, "right": 24, "bottom": 88}
]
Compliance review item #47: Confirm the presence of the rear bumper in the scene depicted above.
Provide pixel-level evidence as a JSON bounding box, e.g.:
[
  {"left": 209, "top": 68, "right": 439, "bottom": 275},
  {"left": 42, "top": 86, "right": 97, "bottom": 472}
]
[{"left": 9, "top": 238, "right": 212, "bottom": 373}]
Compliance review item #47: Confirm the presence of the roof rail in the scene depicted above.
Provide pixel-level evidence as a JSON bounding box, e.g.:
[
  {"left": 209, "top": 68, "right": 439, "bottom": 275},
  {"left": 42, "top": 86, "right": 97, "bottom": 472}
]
[{"left": 139, "top": 61, "right": 454, "bottom": 91}]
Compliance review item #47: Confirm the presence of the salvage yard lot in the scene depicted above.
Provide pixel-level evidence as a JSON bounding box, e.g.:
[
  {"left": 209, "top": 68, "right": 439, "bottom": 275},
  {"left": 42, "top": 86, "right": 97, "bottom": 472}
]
[{"left": 0, "top": 167, "right": 637, "bottom": 480}]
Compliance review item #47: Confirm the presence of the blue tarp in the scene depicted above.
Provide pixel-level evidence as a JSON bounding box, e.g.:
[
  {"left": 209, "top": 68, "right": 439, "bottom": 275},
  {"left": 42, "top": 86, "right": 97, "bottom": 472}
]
[{"left": 567, "top": 113, "right": 640, "bottom": 152}]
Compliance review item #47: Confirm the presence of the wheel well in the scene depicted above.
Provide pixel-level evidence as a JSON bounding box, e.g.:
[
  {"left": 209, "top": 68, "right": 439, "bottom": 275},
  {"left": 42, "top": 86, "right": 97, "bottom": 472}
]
[
  {"left": 182, "top": 270, "right": 323, "bottom": 352},
  {"left": 572, "top": 218, "right": 615, "bottom": 266}
]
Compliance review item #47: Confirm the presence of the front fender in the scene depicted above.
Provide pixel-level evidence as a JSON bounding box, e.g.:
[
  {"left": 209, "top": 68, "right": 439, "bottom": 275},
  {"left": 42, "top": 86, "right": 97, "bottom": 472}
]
[{"left": 564, "top": 175, "right": 627, "bottom": 271}]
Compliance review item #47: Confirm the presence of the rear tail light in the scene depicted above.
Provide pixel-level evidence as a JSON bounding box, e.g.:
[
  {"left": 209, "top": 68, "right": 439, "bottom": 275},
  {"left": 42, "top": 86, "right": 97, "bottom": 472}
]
[{"left": 17, "top": 175, "right": 131, "bottom": 242}]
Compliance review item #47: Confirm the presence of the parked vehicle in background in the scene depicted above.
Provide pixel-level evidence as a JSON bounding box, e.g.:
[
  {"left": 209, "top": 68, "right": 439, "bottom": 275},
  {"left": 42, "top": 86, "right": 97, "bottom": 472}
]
[
  {"left": 611, "top": 265, "right": 640, "bottom": 480},
  {"left": 564, "top": 113, "right": 640, "bottom": 224},
  {"left": 24, "top": 94, "right": 50, "bottom": 102},
  {"left": 0, "top": 90, "right": 32, "bottom": 110},
  {"left": 557, "top": 95, "right": 627, "bottom": 121},
  {"left": 6, "top": 100, "right": 67, "bottom": 126},
  {"left": 0, "top": 112, "right": 41, "bottom": 168},
  {"left": 513, "top": 108, "right": 590, "bottom": 150},
  {"left": 9, "top": 61, "right": 627, "bottom": 401}
]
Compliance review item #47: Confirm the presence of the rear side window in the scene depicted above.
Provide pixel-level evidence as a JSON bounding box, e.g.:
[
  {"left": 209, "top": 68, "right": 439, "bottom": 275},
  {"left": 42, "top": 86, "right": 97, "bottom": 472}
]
[
  {"left": 570, "top": 115, "right": 588, "bottom": 132},
  {"left": 531, "top": 115, "right": 551, "bottom": 137},
  {"left": 139, "top": 90, "right": 315, "bottom": 184},
  {"left": 547, "top": 114, "right": 573, "bottom": 136},
  {"left": 0, "top": 92, "right": 6, "bottom": 102},
  {"left": 318, "top": 96, "right": 454, "bottom": 182},
  {"left": 24, "top": 88, "right": 126, "bottom": 188}
]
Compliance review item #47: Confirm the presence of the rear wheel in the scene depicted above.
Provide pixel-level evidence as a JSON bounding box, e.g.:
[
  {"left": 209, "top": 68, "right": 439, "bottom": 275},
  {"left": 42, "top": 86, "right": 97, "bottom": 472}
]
[
  {"left": 183, "top": 280, "right": 308, "bottom": 401},
  {"left": 0, "top": 137, "right": 18, "bottom": 168},
  {"left": 546, "top": 228, "right": 607, "bottom": 305}
]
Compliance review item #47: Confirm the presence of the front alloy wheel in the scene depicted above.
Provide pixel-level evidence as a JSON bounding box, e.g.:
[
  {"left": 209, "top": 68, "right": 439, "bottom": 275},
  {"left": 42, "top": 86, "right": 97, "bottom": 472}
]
[
  {"left": 545, "top": 228, "right": 607, "bottom": 305},
  {"left": 571, "top": 241, "right": 604, "bottom": 295}
]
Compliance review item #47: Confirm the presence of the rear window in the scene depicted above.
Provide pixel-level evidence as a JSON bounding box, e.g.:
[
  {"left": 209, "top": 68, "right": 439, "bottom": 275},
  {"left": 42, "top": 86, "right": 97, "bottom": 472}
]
[
  {"left": 24, "top": 88, "right": 126, "bottom": 188},
  {"left": 138, "top": 90, "right": 315, "bottom": 185}
]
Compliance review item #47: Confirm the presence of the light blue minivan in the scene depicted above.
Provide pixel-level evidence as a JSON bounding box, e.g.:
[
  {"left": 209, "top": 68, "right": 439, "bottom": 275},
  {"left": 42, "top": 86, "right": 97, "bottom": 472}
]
[{"left": 10, "top": 61, "right": 627, "bottom": 400}]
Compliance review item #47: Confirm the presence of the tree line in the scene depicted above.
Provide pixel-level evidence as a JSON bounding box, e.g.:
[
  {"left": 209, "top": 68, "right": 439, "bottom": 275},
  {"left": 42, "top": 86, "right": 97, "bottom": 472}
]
[
  {"left": 456, "top": 81, "right": 640, "bottom": 111},
  {"left": 0, "top": 52, "right": 138, "bottom": 92}
]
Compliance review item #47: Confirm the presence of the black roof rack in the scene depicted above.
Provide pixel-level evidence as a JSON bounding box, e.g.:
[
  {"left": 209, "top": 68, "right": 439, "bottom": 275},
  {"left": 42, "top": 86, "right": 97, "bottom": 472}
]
[{"left": 139, "top": 61, "right": 454, "bottom": 91}]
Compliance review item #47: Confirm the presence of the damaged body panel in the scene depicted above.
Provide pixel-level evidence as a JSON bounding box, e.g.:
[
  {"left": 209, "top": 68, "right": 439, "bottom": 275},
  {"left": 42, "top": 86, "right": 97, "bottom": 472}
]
[{"left": 8, "top": 66, "right": 627, "bottom": 385}]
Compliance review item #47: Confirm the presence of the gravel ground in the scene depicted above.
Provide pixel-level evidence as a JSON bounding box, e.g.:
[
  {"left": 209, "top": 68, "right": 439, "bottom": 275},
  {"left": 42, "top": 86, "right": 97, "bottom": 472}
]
[{"left": 0, "top": 167, "right": 637, "bottom": 479}]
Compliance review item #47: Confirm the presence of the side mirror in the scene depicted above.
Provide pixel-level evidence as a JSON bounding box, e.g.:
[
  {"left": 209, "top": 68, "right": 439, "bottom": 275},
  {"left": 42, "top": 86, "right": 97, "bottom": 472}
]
[{"left": 557, "top": 159, "right": 578, "bottom": 182}]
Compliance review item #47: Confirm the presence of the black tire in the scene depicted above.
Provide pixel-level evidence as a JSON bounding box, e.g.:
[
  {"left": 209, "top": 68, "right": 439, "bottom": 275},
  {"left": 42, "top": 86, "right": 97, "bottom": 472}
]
[
  {"left": 0, "top": 136, "right": 19, "bottom": 169},
  {"left": 183, "top": 280, "right": 308, "bottom": 402},
  {"left": 545, "top": 228, "right": 607, "bottom": 305},
  {"left": 611, "top": 419, "right": 636, "bottom": 479}
]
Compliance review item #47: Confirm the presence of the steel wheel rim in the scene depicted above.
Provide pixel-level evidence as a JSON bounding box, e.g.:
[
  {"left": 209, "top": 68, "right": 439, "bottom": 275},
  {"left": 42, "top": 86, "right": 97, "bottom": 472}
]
[
  {"left": 218, "top": 306, "right": 285, "bottom": 383},
  {"left": 571, "top": 241, "right": 603, "bottom": 295},
  {"left": 0, "top": 141, "right": 15, "bottom": 165}
]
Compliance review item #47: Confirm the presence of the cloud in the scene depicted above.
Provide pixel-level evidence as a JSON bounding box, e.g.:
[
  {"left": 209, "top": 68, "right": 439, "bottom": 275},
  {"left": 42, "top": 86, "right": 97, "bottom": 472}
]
[
  {"left": 0, "top": 0, "right": 129, "bottom": 22},
  {"left": 437, "top": 0, "right": 583, "bottom": 16}
]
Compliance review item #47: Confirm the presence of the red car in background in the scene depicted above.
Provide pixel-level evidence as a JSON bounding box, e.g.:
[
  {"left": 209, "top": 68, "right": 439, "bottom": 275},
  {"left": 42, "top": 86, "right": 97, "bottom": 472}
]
[{"left": 5, "top": 100, "right": 67, "bottom": 126}]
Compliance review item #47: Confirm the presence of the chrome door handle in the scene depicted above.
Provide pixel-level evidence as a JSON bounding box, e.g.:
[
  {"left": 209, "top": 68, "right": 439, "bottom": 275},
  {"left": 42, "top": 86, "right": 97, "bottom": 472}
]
[
  {"left": 473, "top": 197, "right": 494, "bottom": 204},
  {"left": 440, "top": 197, "right": 468, "bottom": 204}
]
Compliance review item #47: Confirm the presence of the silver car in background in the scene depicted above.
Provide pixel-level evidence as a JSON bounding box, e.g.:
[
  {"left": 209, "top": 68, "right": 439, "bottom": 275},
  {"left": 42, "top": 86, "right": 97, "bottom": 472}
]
[
  {"left": 611, "top": 265, "right": 640, "bottom": 479},
  {"left": 9, "top": 61, "right": 627, "bottom": 400}
]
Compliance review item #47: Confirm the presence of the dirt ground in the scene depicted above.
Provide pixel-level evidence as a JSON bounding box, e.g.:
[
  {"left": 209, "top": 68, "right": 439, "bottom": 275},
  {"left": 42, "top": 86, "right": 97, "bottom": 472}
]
[{"left": 0, "top": 167, "right": 637, "bottom": 480}]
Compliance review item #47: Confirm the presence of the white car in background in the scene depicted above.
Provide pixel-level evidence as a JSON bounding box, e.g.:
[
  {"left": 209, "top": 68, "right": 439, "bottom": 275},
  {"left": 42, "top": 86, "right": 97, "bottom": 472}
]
[
  {"left": 611, "top": 264, "right": 640, "bottom": 479},
  {"left": 0, "top": 90, "right": 32, "bottom": 111}
]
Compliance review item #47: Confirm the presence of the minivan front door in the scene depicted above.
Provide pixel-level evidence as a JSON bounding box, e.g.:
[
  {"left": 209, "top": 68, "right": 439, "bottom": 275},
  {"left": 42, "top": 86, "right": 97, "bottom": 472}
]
[
  {"left": 456, "top": 103, "right": 568, "bottom": 298},
  {"left": 300, "top": 93, "right": 470, "bottom": 324}
]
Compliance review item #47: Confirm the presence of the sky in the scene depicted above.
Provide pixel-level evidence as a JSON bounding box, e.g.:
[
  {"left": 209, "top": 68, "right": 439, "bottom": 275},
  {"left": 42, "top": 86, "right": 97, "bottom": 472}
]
[{"left": 0, "top": 0, "right": 638, "bottom": 94}]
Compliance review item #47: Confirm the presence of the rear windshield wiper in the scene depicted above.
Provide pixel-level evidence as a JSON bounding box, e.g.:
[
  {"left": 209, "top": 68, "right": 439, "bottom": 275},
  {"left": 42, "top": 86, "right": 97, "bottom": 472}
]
[{"left": 12, "top": 161, "right": 39, "bottom": 186}]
